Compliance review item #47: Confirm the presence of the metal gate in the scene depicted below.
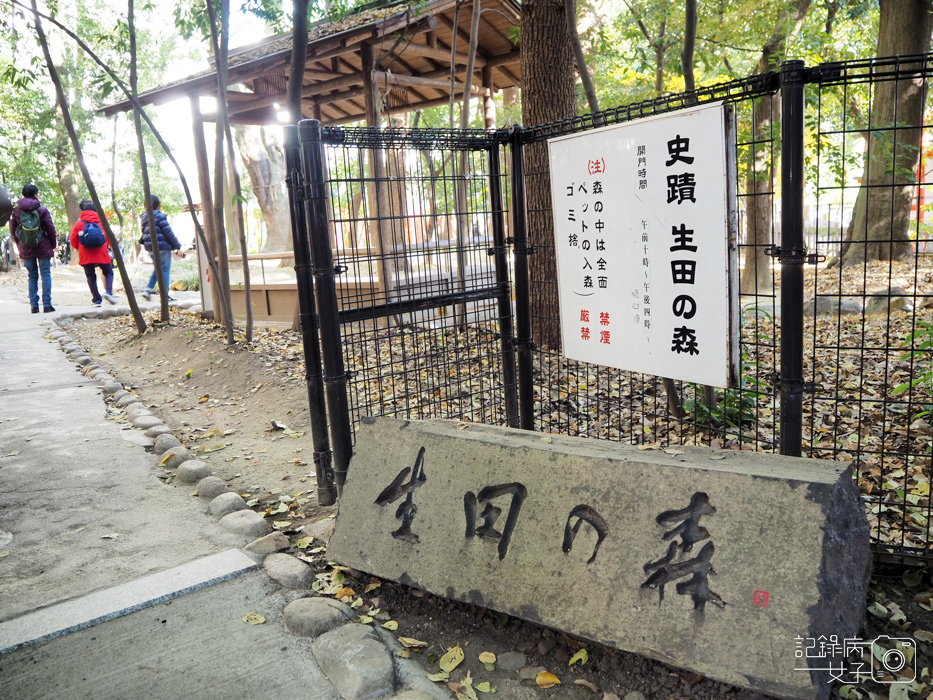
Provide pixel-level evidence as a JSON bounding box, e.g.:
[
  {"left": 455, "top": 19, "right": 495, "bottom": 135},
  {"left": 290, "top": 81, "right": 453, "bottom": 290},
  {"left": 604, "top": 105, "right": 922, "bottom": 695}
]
[{"left": 287, "top": 56, "right": 933, "bottom": 564}]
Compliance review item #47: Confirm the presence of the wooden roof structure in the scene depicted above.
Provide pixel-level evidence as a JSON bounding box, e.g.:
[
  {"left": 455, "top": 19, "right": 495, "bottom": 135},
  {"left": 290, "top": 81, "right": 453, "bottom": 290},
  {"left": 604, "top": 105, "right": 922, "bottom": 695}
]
[{"left": 101, "top": 0, "right": 522, "bottom": 126}]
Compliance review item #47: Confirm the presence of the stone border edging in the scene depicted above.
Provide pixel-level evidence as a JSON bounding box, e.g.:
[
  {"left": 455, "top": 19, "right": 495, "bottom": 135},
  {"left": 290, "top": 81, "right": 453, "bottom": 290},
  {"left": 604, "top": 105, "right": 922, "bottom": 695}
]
[{"left": 45, "top": 318, "right": 453, "bottom": 700}]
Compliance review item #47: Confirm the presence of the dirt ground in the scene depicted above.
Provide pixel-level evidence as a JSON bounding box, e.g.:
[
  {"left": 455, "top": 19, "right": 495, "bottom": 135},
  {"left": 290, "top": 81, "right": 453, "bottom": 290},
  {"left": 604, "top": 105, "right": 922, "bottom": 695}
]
[{"left": 6, "top": 265, "right": 933, "bottom": 700}]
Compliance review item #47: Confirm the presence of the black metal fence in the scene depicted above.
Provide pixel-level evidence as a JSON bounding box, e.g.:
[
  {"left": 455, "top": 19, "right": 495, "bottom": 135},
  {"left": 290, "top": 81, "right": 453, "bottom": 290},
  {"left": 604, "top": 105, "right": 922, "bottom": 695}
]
[{"left": 287, "top": 55, "right": 933, "bottom": 564}]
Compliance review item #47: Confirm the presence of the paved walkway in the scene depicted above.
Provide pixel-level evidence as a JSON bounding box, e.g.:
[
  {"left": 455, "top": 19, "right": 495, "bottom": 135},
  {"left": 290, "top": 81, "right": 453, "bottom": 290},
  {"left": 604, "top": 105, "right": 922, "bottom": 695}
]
[{"left": 0, "top": 283, "right": 336, "bottom": 699}]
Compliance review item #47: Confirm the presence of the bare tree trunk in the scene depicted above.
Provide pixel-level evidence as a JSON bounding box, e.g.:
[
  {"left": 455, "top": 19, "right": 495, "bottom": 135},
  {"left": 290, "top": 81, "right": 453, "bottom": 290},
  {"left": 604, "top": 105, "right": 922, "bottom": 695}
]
[
  {"left": 110, "top": 115, "right": 126, "bottom": 250},
  {"left": 25, "top": 0, "right": 231, "bottom": 333},
  {"left": 563, "top": 0, "right": 599, "bottom": 114},
  {"left": 55, "top": 138, "right": 81, "bottom": 264},
  {"left": 522, "top": 0, "right": 577, "bottom": 351},
  {"left": 31, "top": 0, "right": 146, "bottom": 334},
  {"left": 205, "top": 0, "right": 238, "bottom": 344},
  {"left": 740, "top": 96, "right": 778, "bottom": 295},
  {"left": 836, "top": 0, "right": 933, "bottom": 267},
  {"left": 682, "top": 0, "right": 697, "bottom": 94},
  {"left": 234, "top": 126, "right": 291, "bottom": 254},
  {"left": 739, "top": 0, "right": 811, "bottom": 294},
  {"left": 129, "top": 0, "right": 169, "bottom": 322}
]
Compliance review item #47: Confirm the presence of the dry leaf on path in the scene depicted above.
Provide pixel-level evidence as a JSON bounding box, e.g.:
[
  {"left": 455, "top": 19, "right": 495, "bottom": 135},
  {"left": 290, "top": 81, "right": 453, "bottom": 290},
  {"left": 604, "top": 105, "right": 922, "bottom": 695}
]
[
  {"left": 242, "top": 612, "right": 265, "bottom": 625},
  {"left": 439, "top": 645, "right": 465, "bottom": 672},
  {"left": 399, "top": 637, "right": 429, "bottom": 648},
  {"left": 536, "top": 671, "right": 560, "bottom": 688},
  {"left": 427, "top": 671, "right": 449, "bottom": 683},
  {"left": 573, "top": 679, "right": 599, "bottom": 693},
  {"left": 381, "top": 620, "right": 398, "bottom": 630},
  {"left": 569, "top": 648, "right": 588, "bottom": 666},
  {"left": 478, "top": 651, "right": 496, "bottom": 664}
]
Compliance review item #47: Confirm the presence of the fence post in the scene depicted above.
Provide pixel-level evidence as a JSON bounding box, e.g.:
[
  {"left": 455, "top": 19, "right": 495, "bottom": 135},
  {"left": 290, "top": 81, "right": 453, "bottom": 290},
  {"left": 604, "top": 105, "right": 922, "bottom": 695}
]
[
  {"left": 284, "top": 124, "right": 336, "bottom": 506},
  {"left": 298, "top": 119, "right": 354, "bottom": 494},
  {"left": 779, "top": 61, "right": 807, "bottom": 457},
  {"left": 488, "top": 144, "right": 520, "bottom": 428},
  {"left": 510, "top": 126, "right": 536, "bottom": 431}
]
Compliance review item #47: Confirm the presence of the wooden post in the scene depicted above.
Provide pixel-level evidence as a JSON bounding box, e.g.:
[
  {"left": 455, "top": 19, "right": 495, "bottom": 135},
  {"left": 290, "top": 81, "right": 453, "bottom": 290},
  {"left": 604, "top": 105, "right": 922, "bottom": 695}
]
[
  {"left": 483, "top": 66, "right": 496, "bottom": 129},
  {"left": 361, "top": 43, "right": 393, "bottom": 300},
  {"left": 190, "top": 95, "right": 221, "bottom": 319}
]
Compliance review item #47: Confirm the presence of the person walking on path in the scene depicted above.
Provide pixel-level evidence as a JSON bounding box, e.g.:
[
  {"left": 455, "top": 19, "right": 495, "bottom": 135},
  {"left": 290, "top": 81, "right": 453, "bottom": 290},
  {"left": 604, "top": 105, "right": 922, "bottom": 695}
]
[
  {"left": 10, "top": 184, "right": 57, "bottom": 313},
  {"left": 70, "top": 198, "right": 117, "bottom": 306},
  {"left": 139, "top": 194, "right": 182, "bottom": 301}
]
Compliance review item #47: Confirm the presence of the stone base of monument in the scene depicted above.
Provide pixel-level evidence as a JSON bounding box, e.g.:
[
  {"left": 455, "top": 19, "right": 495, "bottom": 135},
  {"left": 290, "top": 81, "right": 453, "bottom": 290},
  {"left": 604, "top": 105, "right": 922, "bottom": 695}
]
[{"left": 328, "top": 417, "right": 871, "bottom": 700}]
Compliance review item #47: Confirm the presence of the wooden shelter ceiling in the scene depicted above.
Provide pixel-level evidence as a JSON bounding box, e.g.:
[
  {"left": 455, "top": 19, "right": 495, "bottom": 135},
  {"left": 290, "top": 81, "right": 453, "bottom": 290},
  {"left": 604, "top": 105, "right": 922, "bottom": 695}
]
[{"left": 100, "top": 0, "right": 521, "bottom": 126}]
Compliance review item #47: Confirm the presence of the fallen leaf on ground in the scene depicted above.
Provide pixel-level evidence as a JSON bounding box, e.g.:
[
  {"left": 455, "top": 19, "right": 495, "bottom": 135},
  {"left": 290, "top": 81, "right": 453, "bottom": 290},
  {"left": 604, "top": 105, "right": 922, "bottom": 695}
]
[
  {"left": 381, "top": 620, "right": 398, "bottom": 630},
  {"left": 914, "top": 630, "right": 933, "bottom": 642},
  {"left": 573, "top": 679, "right": 599, "bottom": 693},
  {"left": 427, "top": 671, "right": 449, "bottom": 683},
  {"left": 536, "top": 671, "right": 560, "bottom": 688},
  {"left": 478, "top": 651, "right": 496, "bottom": 664},
  {"left": 475, "top": 681, "right": 493, "bottom": 693},
  {"left": 569, "top": 648, "right": 588, "bottom": 666},
  {"left": 365, "top": 581, "right": 382, "bottom": 593},
  {"left": 295, "top": 537, "right": 314, "bottom": 549},
  {"left": 242, "top": 612, "right": 265, "bottom": 624},
  {"left": 439, "top": 645, "right": 465, "bottom": 672},
  {"left": 357, "top": 615, "right": 373, "bottom": 624},
  {"left": 399, "top": 637, "right": 429, "bottom": 648}
]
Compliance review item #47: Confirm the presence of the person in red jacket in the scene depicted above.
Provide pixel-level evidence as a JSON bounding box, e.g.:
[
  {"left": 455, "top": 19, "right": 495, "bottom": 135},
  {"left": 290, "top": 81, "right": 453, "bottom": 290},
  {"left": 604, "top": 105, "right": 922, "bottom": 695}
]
[{"left": 70, "top": 199, "right": 117, "bottom": 306}]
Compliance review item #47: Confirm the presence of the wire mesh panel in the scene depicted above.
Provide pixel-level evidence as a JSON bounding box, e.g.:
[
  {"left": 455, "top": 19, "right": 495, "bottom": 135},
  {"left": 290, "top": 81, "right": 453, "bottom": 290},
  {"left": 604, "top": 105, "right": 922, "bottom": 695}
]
[
  {"left": 517, "top": 77, "right": 781, "bottom": 451},
  {"left": 807, "top": 55, "right": 933, "bottom": 563},
  {"left": 319, "top": 127, "right": 518, "bottom": 441}
]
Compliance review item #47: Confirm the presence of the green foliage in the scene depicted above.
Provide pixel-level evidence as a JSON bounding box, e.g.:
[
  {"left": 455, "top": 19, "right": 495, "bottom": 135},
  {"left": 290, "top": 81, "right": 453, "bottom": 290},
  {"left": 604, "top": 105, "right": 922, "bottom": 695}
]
[
  {"left": 684, "top": 308, "right": 773, "bottom": 429},
  {"left": 684, "top": 384, "right": 759, "bottom": 429},
  {"left": 893, "top": 321, "right": 933, "bottom": 418}
]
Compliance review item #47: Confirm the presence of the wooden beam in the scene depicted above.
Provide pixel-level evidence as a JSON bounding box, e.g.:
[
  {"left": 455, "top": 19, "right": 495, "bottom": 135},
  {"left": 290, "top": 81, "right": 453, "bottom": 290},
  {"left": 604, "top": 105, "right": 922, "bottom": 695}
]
[
  {"left": 374, "top": 39, "right": 483, "bottom": 67},
  {"left": 436, "top": 13, "right": 485, "bottom": 55},
  {"left": 301, "top": 71, "right": 364, "bottom": 97},
  {"left": 225, "top": 91, "right": 256, "bottom": 102},
  {"left": 498, "top": 65, "right": 520, "bottom": 87},
  {"left": 317, "top": 86, "right": 366, "bottom": 105},
  {"left": 228, "top": 92, "right": 284, "bottom": 116},
  {"left": 373, "top": 70, "right": 488, "bottom": 95},
  {"left": 486, "top": 49, "right": 521, "bottom": 69}
]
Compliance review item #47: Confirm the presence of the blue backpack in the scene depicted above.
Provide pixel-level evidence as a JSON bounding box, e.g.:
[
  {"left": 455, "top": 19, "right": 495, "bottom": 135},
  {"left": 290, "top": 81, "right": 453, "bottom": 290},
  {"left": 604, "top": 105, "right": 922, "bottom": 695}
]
[{"left": 79, "top": 221, "right": 106, "bottom": 248}]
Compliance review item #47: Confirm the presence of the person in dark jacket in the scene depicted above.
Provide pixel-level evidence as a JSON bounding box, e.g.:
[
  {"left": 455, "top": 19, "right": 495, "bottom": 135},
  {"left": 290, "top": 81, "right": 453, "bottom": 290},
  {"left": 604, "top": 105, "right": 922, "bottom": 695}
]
[
  {"left": 139, "top": 194, "right": 182, "bottom": 301},
  {"left": 70, "top": 199, "right": 117, "bottom": 306},
  {"left": 10, "top": 184, "right": 57, "bottom": 313}
]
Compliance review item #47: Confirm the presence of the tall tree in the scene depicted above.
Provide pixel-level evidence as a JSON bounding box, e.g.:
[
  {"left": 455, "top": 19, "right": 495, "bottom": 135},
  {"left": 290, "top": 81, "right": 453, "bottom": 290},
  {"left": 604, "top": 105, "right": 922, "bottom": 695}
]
[
  {"left": 234, "top": 126, "right": 291, "bottom": 252},
  {"left": 206, "top": 0, "right": 250, "bottom": 342},
  {"left": 522, "top": 0, "right": 578, "bottom": 350},
  {"left": 564, "top": 0, "right": 599, "bottom": 113},
  {"left": 620, "top": 0, "right": 679, "bottom": 94},
  {"left": 835, "top": 0, "right": 933, "bottom": 267},
  {"left": 681, "top": 0, "right": 696, "bottom": 94},
  {"left": 739, "top": 0, "right": 812, "bottom": 296},
  {"left": 31, "top": 0, "right": 147, "bottom": 333}
]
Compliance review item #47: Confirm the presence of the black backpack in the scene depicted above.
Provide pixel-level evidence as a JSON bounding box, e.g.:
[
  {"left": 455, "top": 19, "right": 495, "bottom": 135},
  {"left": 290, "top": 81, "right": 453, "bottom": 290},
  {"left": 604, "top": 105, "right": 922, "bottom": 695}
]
[
  {"left": 79, "top": 221, "right": 106, "bottom": 248},
  {"left": 16, "top": 209, "right": 42, "bottom": 249}
]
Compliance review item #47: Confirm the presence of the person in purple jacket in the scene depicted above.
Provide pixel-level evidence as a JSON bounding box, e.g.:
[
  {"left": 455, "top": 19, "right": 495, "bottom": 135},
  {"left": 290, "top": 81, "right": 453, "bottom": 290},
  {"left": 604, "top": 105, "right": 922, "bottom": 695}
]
[{"left": 9, "top": 184, "right": 57, "bottom": 313}]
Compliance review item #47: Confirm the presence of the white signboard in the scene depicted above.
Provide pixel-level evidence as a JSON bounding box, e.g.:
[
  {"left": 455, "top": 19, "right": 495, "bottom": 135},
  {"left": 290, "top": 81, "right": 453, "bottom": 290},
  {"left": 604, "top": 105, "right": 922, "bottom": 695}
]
[{"left": 548, "top": 102, "right": 738, "bottom": 388}]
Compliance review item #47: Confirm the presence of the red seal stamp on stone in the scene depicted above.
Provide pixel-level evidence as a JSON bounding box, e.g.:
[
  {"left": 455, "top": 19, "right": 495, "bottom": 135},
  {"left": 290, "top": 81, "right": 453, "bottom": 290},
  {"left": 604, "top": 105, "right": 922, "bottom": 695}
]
[{"left": 753, "top": 590, "right": 769, "bottom": 607}]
